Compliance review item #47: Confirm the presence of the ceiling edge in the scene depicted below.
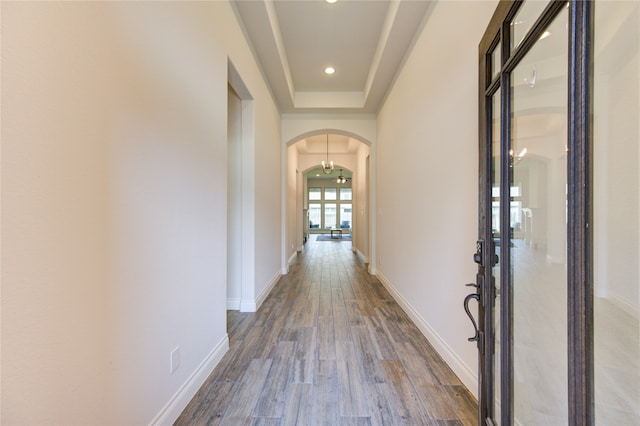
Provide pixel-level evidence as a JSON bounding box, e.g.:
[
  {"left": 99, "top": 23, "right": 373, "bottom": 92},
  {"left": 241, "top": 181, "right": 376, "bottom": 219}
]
[{"left": 264, "top": 0, "right": 296, "bottom": 106}]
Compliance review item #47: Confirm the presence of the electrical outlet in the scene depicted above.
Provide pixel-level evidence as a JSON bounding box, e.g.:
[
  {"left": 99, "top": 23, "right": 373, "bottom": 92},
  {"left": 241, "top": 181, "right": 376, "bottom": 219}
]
[{"left": 170, "top": 347, "right": 180, "bottom": 374}]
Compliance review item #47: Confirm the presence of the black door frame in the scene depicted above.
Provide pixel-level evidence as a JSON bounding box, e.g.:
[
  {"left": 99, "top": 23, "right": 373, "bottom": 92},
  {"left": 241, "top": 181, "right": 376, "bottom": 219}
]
[{"left": 476, "top": 1, "right": 593, "bottom": 425}]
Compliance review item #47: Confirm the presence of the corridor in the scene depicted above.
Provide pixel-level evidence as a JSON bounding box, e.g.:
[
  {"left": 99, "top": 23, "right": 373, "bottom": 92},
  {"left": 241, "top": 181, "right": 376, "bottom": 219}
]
[{"left": 176, "top": 236, "right": 477, "bottom": 425}]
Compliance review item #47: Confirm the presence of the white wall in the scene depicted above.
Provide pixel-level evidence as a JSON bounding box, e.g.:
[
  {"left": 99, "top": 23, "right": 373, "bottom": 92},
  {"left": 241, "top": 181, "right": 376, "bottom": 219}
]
[
  {"left": 354, "top": 144, "right": 371, "bottom": 262},
  {"left": 253, "top": 97, "right": 282, "bottom": 307},
  {"left": 1, "top": 1, "right": 281, "bottom": 424},
  {"left": 227, "top": 86, "right": 243, "bottom": 309},
  {"left": 376, "top": 0, "right": 498, "bottom": 396},
  {"left": 286, "top": 144, "right": 299, "bottom": 264}
]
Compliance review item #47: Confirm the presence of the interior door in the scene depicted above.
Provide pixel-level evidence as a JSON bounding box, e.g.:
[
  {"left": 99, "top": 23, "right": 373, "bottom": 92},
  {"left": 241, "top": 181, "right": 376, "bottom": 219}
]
[{"left": 471, "top": 1, "right": 593, "bottom": 425}]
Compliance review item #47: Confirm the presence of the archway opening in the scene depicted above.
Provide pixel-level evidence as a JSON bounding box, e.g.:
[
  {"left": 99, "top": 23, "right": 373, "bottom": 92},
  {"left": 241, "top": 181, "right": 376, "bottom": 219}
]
[{"left": 284, "top": 131, "right": 372, "bottom": 272}]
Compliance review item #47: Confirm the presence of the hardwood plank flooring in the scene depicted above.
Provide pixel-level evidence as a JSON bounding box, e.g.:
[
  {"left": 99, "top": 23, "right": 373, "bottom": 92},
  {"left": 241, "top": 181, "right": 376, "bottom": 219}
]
[{"left": 175, "top": 237, "right": 477, "bottom": 425}]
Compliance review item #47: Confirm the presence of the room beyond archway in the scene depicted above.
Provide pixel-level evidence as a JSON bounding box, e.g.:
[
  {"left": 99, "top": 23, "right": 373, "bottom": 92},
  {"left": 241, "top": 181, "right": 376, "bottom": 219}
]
[{"left": 284, "top": 132, "right": 372, "bottom": 271}]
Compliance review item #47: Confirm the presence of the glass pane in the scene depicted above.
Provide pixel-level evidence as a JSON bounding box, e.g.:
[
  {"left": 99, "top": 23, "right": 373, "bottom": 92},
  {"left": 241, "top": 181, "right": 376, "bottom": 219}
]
[
  {"left": 492, "top": 40, "right": 502, "bottom": 80},
  {"left": 309, "top": 188, "right": 321, "bottom": 201},
  {"left": 510, "top": 0, "right": 551, "bottom": 50},
  {"left": 340, "top": 187, "right": 352, "bottom": 200},
  {"left": 325, "top": 188, "right": 337, "bottom": 201},
  {"left": 340, "top": 204, "right": 352, "bottom": 229},
  {"left": 594, "top": 2, "right": 640, "bottom": 424},
  {"left": 510, "top": 7, "right": 568, "bottom": 425},
  {"left": 324, "top": 203, "right": 337, "bottom": 229},
  {"left": 491, "top": 87, "right": 501, "bottom": 424},
  {"left": 309, "top": 203, "right": 321, "bottom": 230}
]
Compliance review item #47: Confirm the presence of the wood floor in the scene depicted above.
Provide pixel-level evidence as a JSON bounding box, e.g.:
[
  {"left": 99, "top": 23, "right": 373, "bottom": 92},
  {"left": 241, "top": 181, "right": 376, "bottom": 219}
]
[{"left": 175, "top": 236, "right": 477, "bottom": 425}]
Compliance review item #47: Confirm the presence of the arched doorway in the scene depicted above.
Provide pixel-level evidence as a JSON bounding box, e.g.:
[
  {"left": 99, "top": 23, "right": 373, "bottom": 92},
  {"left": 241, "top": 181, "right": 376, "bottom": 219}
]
[{"left": 284, "top": 131, "right": 373, "bottom": 273}]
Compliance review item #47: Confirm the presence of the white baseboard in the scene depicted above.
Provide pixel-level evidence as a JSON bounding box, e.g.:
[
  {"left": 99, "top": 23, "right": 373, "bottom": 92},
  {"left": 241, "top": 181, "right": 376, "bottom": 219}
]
[
  {"left": 356, "top": 248, "right": 368, "bottom": 264},
  {"left": 256, "top": 271, "right": 281, "bottom": 310},
  {"left": 611, "top": 294, "right": 640, "bottom": 320},
  {"left": 150, "top": 335, "right": 229, "bottom": 426},
  {"left": 376, "top": 271, "right": 478, "bottom": 399},
  {"left": 282, "top": 251, "right": 298, "bottom": 275},
  {"left": 240, "top": 299, "right": 256, "bottom": 312},
  {"left": 240, "top": 271, "right": 281, "bottom": 312},
  {"left": 227, "top": 298, "right": 240, "bottom": 310}
]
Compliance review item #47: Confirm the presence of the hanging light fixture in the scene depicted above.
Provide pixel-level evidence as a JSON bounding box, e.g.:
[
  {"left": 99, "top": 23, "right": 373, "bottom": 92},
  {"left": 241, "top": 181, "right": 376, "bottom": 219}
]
[
  {"left": 321, "top": 134, "right": 334, "bottom": 174},
  {"left": 336, "top": 169, "right": 348, "bottom": 184},
  {"left": 509, "top": 147, "right": 527, "bottom": 167}
]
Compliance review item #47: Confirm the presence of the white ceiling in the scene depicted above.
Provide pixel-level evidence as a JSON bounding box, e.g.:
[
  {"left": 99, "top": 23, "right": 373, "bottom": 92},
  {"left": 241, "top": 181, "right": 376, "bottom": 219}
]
[{"left": 231, "top": 0, "right": 435, "bottom": 115}]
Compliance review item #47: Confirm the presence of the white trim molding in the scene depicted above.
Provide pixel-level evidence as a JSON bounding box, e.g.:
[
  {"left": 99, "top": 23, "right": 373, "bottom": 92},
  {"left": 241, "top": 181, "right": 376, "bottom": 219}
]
[
  {"left": 356, "top": 248, "right": 368, "bottom": 264},
  {"left": 282, "top": 251, "right": 297, "bottom": 274},
  {"left": 150, "top": 335, "right": 229, "bottom": 425},
  {"left": 255, "top": 271, "right": 281, "bottom": 311},
  {"left": 376, "top": 271, "right": 478, "bottom": 398},
  {"left": 240, "top": 299, "right": 257, "bottom": 313},
  {"left": 241, "top": 271, "right": 281, "bottom": 312},
  {"left": 226, "top": 298, "right": 241, "bottom": 310},
  {"left": 611, "top": 294, "right": 640, "bottom": 320}
]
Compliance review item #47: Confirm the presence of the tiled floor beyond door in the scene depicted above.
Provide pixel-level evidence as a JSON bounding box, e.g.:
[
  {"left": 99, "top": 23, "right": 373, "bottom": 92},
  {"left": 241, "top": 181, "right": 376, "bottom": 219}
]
[{"left": 175, "top": 236, "right": 477, "bottom": 425}]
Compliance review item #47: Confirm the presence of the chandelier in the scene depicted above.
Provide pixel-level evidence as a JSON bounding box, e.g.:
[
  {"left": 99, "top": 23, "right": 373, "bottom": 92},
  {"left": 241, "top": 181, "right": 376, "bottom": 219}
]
[
  {"left": 509, "top": 147, "right": 527, "bottom": 167},
  {"left": 321, "top": 134, "right": 334, "bottom": 174},
  {"left": 336, "top": 169, "right": 348, "bottom": 184}
]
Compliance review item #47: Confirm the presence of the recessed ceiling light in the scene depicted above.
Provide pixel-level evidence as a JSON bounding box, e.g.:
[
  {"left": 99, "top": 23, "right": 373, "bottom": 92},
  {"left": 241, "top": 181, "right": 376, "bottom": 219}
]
[
  {"left": 324, "top": 66, "right": 335, "bottom": 75},
  {"left": 326, "top": 0, "right": 337, "bottom": 4}
]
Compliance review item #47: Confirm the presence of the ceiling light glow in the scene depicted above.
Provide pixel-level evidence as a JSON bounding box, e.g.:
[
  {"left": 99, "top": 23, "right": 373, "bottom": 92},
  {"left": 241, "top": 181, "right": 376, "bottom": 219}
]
[
  {"left": 326, "top": 0, "right": 337, "bottom": 4},
  {"left": 324, "top": 66, "right": 335, "bottom": 75}
]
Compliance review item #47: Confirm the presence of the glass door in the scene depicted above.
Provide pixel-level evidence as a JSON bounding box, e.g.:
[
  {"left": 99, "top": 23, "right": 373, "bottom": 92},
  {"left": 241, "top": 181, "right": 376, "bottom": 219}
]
[
  {"left": 471, "top": 1, "right": 617, "bottom": 425},
  {"left": 509, "top": 6, "right": 569, "bottom": 424}
]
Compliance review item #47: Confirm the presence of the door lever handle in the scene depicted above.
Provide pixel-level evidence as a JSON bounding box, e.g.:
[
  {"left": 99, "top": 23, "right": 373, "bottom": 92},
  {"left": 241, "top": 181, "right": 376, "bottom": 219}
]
[
  {"left": 463, "top": 293, "right": 480, "bottom": 342},
  {"left": 466, "top": 282, "right": 479, "bottom": 290}
]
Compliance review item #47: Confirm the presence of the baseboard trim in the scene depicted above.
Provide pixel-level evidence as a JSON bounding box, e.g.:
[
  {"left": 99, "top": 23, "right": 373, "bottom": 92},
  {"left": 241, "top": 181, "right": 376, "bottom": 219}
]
[
  {"left": 611, "top": 294, "right": 640, "bottom": 320},
  {"left": 376, "top": 271, "right": 478, "bottom": 398},
  {"left": 282, "top": 252, "right": 298, "bottom": 275},
  {"left": 240, "top": 299, "right": 256, "bottom": 312},
  {"left": 226, "top": 298, "right": 240, "bottom": 310},
  {"left": 150, "top": 334, "right": 229, "bottom": 425},
  {"left": 256, "top": 271, "right": 281, "bottom": 311},
  {"left": 356, "top": 248, "right": 368, "bottom": 264}
]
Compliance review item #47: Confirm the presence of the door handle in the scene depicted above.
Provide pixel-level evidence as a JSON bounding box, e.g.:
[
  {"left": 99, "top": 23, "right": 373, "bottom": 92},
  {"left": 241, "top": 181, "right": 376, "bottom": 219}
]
[{"left": 464, "top": 292, "right": 480, "bottom": 342}]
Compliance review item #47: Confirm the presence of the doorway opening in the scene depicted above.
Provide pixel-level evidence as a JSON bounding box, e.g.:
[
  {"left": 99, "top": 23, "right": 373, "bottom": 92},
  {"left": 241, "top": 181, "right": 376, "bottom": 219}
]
[
  {"left": 284, "top": 132, "right": 373, "bottom": 271},
  {"left": 227, "top": 60, "right": 256, "bottom": 317}
]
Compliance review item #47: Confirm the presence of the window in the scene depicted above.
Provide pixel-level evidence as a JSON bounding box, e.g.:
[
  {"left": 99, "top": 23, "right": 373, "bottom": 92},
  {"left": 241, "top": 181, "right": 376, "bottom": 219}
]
[
  {"left": 309, "top": 188, "right": 321, "bottom": 201},
  {"left": 308, "top": 184, "right": 352, "bottom": 231},
  {"left": 324, "top": 203, "right": 337, "bottom": 228},
  {"left": 324, "top": 188, "right": 337, "bottom": 200},
  {"left": 309, "top": 203, "right": 321, "bottom": 229},
  {"left": 340, "top": 204, "right": 352, "bottom": 229},
  {"left": 491, "top": 184, "right": 523, "bottom": 234}
]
